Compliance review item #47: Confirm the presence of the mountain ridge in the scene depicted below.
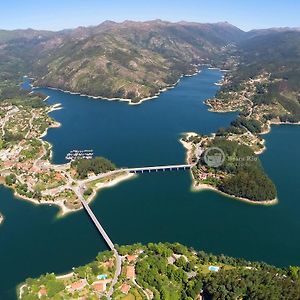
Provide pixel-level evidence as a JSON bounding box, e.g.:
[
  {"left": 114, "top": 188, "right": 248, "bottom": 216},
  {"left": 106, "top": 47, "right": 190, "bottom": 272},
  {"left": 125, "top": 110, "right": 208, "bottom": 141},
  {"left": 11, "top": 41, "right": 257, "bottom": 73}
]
[{"left": 1, "top": 20, "right": 300, "bottom": 103}]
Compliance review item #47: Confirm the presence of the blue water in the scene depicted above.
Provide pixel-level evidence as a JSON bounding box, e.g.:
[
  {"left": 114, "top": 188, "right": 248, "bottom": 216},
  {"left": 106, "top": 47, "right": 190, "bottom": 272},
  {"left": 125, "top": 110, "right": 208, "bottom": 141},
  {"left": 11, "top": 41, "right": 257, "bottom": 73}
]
[
  {"left": 40, "top": 69, "right": 236, "bottom": 166},
  {"left": 1, "top": 69, "right": 300, "bottom": 299}
]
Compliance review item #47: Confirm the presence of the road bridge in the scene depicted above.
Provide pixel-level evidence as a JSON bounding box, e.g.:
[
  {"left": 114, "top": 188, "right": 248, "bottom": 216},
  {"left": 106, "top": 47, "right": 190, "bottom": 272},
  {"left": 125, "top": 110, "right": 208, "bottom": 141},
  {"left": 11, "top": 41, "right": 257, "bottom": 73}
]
[{"left": 127, "top": 164, "right": 194, "bottom": 174}]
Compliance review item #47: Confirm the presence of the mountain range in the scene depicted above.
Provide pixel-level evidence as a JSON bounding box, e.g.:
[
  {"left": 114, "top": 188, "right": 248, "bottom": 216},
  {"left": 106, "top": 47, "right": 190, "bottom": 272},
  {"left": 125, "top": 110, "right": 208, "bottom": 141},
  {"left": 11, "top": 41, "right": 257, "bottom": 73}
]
[{"left": 0, "top": 20, "right": 300, "bottom": 102}]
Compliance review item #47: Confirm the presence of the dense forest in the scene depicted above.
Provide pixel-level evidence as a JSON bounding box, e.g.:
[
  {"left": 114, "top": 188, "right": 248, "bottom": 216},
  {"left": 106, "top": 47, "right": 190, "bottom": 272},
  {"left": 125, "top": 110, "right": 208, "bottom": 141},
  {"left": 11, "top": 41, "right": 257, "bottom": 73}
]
[
  {"left": 200, "top": 138, "right": 277, "bottom": 201},
  {"left": 71, "top": 156, "right": 116, "bottom": 179},
  {"left": 135, "top": 243, "right": 300, "bottom": 300}
]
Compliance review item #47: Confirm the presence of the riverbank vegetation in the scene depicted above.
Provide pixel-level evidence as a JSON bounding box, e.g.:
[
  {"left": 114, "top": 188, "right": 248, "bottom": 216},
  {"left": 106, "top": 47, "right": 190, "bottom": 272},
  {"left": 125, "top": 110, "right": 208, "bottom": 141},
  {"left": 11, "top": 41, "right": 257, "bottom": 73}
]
[
  {"left": 190, "top": 137, "right": 277, "bottom": 202},
  {"left": 71, "top": 157, "right": 116, "bottom": 179},
  {"left": 20, "top": 243, "right": 300, "bottom": 300},
  {"left": 208, "top": 138, "right": 276, "bottom": 201}
]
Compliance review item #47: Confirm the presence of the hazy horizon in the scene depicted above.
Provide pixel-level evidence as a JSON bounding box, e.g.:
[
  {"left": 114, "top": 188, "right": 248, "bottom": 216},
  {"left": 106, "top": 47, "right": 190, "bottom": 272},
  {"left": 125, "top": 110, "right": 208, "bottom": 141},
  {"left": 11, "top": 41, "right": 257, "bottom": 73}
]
[
  {"left": 1, "top": 0, "right": 299, "bottom": 32},
  {"left": 1, "top": 19, "right": 300, "bottom": 33}
]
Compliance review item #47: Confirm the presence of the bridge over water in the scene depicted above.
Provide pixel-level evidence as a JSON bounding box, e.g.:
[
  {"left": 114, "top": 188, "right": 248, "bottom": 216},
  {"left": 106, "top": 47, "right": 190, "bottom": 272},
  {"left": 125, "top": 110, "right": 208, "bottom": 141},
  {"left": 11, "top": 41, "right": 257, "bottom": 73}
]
[
  {"left": 126, "top": 163, "right": 194, "bottom": 174},
  {"left": 76, "top": 186, "right": 121, "bottom": 299},
  {"left": 74, "top": 162, "right": 195, "bottom": 298}
]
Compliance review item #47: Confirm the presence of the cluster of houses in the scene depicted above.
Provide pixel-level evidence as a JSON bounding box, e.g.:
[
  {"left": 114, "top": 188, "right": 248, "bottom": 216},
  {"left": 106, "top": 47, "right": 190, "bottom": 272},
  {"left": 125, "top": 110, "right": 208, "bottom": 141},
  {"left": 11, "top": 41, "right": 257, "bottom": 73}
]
[
  {"left": 119, "top": 254, "right": 138, "bottom": 295},
  {"left": 34, "top": 254, "right": 139, "bottom": 299}
]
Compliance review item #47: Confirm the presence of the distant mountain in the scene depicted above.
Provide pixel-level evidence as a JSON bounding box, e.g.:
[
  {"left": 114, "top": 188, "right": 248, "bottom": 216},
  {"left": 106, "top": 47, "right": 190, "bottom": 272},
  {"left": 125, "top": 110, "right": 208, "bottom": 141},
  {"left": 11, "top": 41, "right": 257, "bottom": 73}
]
[
  {"left": 246, "top": 27, "right": 300, "bottom": 38},
  {"left": 1, "top": 20, "right": 300, "bottom": 104},
  {"left": 217, "top": 30, "right": 300, "bottom": 123},
  {"left": 0, "top": 20, "right": 244, "bottom": 102},
  {"left": 234, "top": 31, "right": 300, "bottom": 86}
]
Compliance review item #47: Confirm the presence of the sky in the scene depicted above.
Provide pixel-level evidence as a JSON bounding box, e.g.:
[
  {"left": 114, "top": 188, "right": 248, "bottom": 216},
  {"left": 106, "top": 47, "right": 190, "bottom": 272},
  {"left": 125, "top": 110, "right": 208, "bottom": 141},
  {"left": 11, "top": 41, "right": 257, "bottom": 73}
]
[{"left": 0, "top": 0, "right": 299, "bottom": 32}]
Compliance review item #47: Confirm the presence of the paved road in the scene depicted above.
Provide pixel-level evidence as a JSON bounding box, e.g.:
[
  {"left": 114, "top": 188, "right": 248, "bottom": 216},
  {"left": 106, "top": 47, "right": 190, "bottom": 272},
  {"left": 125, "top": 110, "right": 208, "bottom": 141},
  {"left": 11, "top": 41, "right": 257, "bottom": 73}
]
[
  {"left": 76, "top": 185, "right": 122, "bottom": 299},
  {"left": 77, "top": 186, "right": 115, "bottom": 250},
  {"left": 126, "top": 163, "right": 194, "bottom": 173}
]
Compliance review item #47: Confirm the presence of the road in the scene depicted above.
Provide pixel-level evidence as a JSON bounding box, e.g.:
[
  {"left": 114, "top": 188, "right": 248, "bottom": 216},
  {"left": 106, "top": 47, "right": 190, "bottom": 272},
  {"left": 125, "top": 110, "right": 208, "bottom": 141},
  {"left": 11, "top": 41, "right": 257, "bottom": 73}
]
[{"left": 75, "top": 185, "right": 122, "bottom": 299}]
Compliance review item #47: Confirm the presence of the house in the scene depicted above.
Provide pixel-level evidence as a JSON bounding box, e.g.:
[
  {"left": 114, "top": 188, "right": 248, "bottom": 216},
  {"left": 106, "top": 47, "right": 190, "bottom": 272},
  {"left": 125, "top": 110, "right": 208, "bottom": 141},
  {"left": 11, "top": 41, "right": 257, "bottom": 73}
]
[
  {"left": 67, "top": 279, "right": 87, "bottom": 292},
  {"left": 126, "top": 255, "right": 137, "bottom": 263},
  {"left": 92, "top": 279, "right": 111, "bottom": 293},
  {"left": 38, "top": 287, "right": 47, "bottom": 298},
  {"left": 27, "top": 176, "right": 37, "bottom": 186},
  {"left": 126, "top": 266, "right": 135, "bottom": 279},
  {"left": 199, "top": 173, "right": 208, "bottom": 180},
  {"left": 3, "top": 161, "right": 14, "bottom": 168},
  {"left": 30, "top": 166, "right": 43, "bottom": 174},
  {"left": 54, "top": 172, "right": 64, "bottom": 181},
  {"left": 120, "top": 283, "right": 131, "bottom": 294},
  {"left": 92, "top": 282, "right": 106, "bottom": 293},
  {"left": 103, "top": 259, "right": 114, "bottom": 268}
]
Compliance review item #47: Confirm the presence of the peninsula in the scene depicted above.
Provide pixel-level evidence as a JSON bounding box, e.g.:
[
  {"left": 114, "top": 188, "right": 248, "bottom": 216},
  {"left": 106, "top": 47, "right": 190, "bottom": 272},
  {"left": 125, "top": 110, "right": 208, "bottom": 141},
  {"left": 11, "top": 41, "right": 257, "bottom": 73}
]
[
  {"left": 181, "top": 31, "right": 300, "bottom": 204},
  {"left": 19, "top": 242, "right": 300, "bottom": 300},
  {"left": 0, "top": 92, "right": 135, "bottom": 217}
]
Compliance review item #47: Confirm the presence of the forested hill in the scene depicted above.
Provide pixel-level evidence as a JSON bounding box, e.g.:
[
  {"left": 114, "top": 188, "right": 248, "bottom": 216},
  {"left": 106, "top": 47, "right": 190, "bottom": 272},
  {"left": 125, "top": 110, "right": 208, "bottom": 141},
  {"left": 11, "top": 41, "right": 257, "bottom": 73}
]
[
  {"left": 1, "top": 21, "right": 300, "bottom": 105},
  {"left": 235, "top": 30, "right": 300, "bottom": 84},
  {"left": 20, "top": 242, "right": 300, "bottom": 300},
  {"left": 216, "top": 29, "right": 300, "bottom": 123},
  {"left": 0, "top": 20, "right": 244, "bottom": 102}
]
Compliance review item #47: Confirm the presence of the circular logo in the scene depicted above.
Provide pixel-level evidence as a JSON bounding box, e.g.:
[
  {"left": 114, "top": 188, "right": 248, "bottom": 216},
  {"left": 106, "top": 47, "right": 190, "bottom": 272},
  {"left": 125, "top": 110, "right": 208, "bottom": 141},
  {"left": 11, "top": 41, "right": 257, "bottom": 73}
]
[{"left": 204, "top": 147, "right": 225, "bottom": 168}]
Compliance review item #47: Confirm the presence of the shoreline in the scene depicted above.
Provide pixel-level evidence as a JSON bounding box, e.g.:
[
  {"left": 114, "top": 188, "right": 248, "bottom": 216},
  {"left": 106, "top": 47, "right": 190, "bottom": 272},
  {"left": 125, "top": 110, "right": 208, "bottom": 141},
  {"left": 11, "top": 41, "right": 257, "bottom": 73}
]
[
  {"left": 18, "top": 271, "right": 74, "bottom": 299},
  {"left": 181, "top": 132, "right": 279, "bottom": 206},
  {"left": 179, "top": 104, "right": 281, "bottom": 206},
  {"left": 260, "top": 120, "right": 300, "bottom": 135},
  {"left": 0, "top": 98, "right": 135, "bottom": 218},
  {"left": 31, "top": 68, "right": 203, "bottom": 106},
  {"left": 79, "top": 171, "right": 136, "bottom": 214},
  {"left": 6, "top": 171, "right": 136, "bottom": 217},
  {"left": 191, "top": 182, "right": 278, "bottom": 206}
]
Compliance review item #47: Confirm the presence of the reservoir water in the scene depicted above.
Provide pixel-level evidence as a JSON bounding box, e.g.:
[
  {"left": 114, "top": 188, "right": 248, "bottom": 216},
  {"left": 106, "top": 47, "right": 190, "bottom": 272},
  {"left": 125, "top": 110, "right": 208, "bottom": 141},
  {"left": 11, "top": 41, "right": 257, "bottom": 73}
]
[{"left": 1, "top": 69, "right": 300, "bottom": 299}]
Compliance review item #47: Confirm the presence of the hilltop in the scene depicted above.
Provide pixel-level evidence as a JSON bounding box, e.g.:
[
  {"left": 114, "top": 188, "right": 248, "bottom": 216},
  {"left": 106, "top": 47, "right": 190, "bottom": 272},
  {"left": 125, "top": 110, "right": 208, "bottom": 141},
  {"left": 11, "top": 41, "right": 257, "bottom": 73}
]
[{"left": 0, "top": 20, "right": 244, "bottom": 102}]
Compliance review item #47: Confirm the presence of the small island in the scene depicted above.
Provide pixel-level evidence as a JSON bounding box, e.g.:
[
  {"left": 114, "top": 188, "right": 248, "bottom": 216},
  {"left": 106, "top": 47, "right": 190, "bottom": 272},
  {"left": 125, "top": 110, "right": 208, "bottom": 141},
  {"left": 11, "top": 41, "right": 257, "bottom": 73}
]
[{"left": 181, "top": 133, "right": 277, "bottom": 204}]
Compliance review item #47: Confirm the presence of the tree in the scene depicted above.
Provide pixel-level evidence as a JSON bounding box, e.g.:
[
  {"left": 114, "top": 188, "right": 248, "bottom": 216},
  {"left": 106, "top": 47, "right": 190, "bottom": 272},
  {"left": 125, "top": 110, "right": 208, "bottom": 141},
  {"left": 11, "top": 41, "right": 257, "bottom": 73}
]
[
  {"left": 83, "top": 187, "right": 93, "bottom": 197},
  {"left": 5, "top": 174, "right": 16, "bottom": 186}
]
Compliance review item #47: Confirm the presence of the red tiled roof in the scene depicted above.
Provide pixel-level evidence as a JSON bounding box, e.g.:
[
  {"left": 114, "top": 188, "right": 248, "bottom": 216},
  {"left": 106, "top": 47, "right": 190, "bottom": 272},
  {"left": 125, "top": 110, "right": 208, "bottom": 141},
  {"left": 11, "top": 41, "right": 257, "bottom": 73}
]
[
  {"left": 103, "top": 260, "right": 114, "bottom": 268},
  {"left": 70, "top": 279, "right": 86, "bottom": 291},
  {"left": 93, "top": 282, "right": 106, "bottom": 292},
  {"left": 126, "top": 255, "right": 137, "bottom": 262},
  {"left": 38, "top": 287, "right": 47, "bottom": 297},
  {"left": 126, "top": 266, "right": 135, "bottom": 279},
  {"left": 120, "top": 283, "right": 131, "bottom": 294}
]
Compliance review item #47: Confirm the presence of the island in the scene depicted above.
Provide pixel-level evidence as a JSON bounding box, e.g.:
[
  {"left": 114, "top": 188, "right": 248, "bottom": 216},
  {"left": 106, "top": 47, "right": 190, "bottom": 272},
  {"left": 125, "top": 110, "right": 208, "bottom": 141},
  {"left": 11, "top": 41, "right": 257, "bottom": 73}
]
[
  {"left": 18, "top": 242, "right": 300, "bottom": 300},
  {"left": 181, "top": 132, "right": 277, "bottom": 204}
]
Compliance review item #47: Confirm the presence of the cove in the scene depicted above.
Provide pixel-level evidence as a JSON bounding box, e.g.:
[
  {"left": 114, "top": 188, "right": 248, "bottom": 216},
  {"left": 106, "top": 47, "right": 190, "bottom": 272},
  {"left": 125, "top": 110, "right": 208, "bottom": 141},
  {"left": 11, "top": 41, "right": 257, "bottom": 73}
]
[{"left": 1, "top": 69, "right": 300, "bottom": 299}]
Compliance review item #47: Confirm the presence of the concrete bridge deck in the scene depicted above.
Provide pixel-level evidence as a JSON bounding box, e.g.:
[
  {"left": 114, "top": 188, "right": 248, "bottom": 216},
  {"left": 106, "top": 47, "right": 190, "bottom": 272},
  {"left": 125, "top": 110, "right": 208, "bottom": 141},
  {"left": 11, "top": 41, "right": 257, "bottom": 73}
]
[
  {"left": 78, "top": 191, "right": 115, "bottom": 250},
  {"left": 77, "top": 187, "right": 121, "bottom": 299},
  {"left": 126, "top": 164, "right": 194, "bottom": 174}
]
